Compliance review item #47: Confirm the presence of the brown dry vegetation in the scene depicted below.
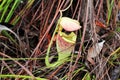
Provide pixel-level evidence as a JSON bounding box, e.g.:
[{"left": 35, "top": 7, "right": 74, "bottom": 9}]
[{"left": 0, "top": 0, "right": 120, "bottom": 80}]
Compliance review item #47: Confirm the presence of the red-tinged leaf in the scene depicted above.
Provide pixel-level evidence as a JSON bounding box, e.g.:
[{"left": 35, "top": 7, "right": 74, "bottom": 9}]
[
  {"left": 56, "top": 32, "right": 76, "bottom": 60},
  {"left": 95, "top": 20, "right": 107, "bottom": 28}
]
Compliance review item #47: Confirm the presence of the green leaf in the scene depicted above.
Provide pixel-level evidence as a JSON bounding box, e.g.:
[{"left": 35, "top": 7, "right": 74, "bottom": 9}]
[
  {"left": 5, "top": 0, "right": 21, "bottom": 22},
  {"left": 82, "top": 73, "right": 91, "bottom": 80},
  {"left": 0, "top": 74, "right": 47, "bottom": 80},
  {"left": 107, "top": 0, "right": 114, "bottom": 25},
  {"left": 0, "top": 0, "right": 13, "bottom": 22},
  {"left": 59, "top": 32, "right": 77, "bottom": 43},
  {"left": 116, "top": 27, "right": 120, "bottom": 32}
]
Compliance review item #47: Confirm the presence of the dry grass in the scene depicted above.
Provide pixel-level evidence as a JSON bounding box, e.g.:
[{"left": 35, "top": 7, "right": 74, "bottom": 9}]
[{"left": 0, "top": 0, "right": 120, "bottom": 80}]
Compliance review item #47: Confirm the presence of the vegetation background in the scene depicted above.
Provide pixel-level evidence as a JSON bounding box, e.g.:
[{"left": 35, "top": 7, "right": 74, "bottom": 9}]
[{"left": 0, "top": 0, "right": 120, "bottom": 80}]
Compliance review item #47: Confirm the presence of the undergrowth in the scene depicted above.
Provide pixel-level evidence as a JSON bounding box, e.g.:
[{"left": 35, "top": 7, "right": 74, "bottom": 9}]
[{"left": 0, "top": 0, "right": 120, "bottom": 80}]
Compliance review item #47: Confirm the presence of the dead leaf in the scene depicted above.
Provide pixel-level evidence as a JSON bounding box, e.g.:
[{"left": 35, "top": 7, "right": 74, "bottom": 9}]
[
  {"left": 87, "top": 40, "right": 105, "bottom": 65},
  {"left": 0, "top": 24, "right": 21, "bottom": 46},
  {"left": 95, "top": 20, "right": 107, "bottom": 28}
]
